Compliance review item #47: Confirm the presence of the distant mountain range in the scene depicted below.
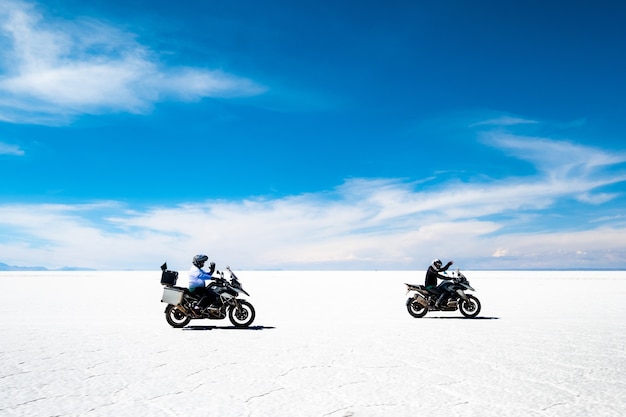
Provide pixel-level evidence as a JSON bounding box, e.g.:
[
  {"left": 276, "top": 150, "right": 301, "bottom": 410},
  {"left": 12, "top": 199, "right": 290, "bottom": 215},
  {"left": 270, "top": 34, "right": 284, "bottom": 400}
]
[{"left": 0, "top": 262, "right": 95, "bottom": 271}]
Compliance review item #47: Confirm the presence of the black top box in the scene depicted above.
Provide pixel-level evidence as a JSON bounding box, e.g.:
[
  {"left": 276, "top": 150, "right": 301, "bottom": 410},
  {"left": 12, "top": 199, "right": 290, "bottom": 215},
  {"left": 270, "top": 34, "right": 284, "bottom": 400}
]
[{"left": 161, "top": 269, "right": 178, "bottom": 286}]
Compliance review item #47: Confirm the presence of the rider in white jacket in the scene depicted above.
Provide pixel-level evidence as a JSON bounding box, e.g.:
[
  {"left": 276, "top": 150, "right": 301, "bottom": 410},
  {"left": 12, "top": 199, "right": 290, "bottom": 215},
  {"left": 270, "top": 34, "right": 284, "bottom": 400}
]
[{"left": 188, "top": 254, "right": 220, "bottom": 309}]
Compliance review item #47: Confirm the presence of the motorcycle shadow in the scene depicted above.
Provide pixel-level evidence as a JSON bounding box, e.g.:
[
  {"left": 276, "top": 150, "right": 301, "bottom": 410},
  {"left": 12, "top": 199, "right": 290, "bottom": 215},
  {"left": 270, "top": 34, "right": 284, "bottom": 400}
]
[
  {"left": 182, "top": 325, "right": 276, "bottom": 331},
  {"left": 425, "top": 316, "right": 500, "bottom": 320}
]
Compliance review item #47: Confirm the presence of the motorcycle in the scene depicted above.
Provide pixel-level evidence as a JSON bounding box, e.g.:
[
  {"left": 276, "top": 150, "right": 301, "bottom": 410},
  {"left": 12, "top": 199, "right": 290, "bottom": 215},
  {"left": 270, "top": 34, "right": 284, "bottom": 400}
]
[
  {"left": 405, "top": 269, "right": 481, "bottom": 318},
  {"left": 160, "top": 263, "right": 256, "bottom": 328}
]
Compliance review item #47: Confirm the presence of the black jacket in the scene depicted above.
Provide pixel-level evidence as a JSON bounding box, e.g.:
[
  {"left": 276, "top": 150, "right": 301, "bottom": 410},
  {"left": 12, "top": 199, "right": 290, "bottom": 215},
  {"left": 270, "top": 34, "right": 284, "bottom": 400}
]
[{"left": 424, "top": 261, "right": 453, "bottom": 287}]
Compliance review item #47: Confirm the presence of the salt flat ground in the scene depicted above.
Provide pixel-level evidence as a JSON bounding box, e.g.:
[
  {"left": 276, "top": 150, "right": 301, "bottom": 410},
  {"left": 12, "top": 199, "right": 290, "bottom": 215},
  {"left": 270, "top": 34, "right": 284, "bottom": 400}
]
[{"left": 1, "top": 270, "right": 625, "bottom": 417}]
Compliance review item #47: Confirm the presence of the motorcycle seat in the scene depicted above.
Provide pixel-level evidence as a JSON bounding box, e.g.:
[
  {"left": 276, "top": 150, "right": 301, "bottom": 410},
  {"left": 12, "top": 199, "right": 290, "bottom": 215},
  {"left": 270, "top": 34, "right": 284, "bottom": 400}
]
[{"left": 406, "top": 283, "right": 427, "bottom": 291}]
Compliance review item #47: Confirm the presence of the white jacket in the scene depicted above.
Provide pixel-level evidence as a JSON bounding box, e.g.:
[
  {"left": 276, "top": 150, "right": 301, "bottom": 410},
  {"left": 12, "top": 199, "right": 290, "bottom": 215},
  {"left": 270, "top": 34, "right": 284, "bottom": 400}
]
[{"left": 188, "top": 265, "right": 214, "bottom": 290}]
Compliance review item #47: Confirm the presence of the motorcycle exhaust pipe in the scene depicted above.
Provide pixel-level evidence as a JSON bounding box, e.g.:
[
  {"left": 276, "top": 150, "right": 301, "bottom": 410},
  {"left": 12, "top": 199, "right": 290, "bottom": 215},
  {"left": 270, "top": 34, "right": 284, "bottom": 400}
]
[{"left": 414, "top": 295, "right": 429, "bottom": 307}]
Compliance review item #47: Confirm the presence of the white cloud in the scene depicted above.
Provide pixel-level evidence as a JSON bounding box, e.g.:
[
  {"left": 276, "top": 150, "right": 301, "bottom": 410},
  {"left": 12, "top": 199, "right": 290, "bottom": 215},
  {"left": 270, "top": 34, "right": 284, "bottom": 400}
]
[
  {"left": 492, "top": 248, "right": 508, "bottom": 258},
  {"left": 486, "top": 133, "right": 626, "bottom": 175},
  {"left": 481, "top": 132, "right": 626, "bottom": 204},
  {"left": 0, "top": 141, "right": 24, "bottom": 155},
  {"left": 0, "top": 185, "right": 623, "bottom": 270},
  {"left": 576, "top": 192, "right": 619, "bottom": 205},
  {"left": 0, "top": 0, "right": 266, "bottom": 124},
  {"left": 0, "top": 120, "right": 624, "bottom": 270},
  {"left": 1, "top": 134, "right": 625, "bottom": 270},
  {"left": 470, "top": 116, "right": 539, "bottom": 127},
  {"left": 484, "top": 227, "right": 626, "bottom": 269}
]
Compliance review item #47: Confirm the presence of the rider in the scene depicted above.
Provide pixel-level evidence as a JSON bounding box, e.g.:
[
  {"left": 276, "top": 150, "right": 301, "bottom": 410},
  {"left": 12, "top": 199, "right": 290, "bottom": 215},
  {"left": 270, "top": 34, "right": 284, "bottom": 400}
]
[
  {"left": 188, "top": 254, "right": 221, "bottom": 310},
  {"left": 425, "top": 258, "right": 454, "bottom": 308}
]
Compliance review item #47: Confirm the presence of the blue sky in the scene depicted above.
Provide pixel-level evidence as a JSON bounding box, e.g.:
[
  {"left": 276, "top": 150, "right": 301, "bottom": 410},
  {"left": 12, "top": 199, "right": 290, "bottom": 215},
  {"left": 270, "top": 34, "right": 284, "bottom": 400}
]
[{"left": 1, "top": 0, "right": 625, "bottom": 270}]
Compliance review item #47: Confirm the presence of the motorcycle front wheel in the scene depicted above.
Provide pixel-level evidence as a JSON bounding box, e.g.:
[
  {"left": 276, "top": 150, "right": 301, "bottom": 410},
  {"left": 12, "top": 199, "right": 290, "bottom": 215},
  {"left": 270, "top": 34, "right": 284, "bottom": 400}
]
[
  {"left": 165, "top": 304, "right": 192, "bottom": 328},
  {"left": 406, "top": 298, "right": 428, "bottom": 318},
  {"left": 459, "top": 295, "right": 481, "bottom": 318},
  {"left": 228, "top": 300, "right": 256, "bottom": 328}
]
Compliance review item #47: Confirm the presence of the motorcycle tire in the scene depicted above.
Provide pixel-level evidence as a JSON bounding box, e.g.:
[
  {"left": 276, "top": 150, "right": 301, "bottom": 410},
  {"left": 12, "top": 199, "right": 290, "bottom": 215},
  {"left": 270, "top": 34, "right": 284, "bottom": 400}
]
[
  {"left": 406, "top": 298, "right": 428, "bottom": 318},
  {"left": 459, "top": 295, "right": 481, "bottom": 318},
  {"left": 228, "top": 300, "right": 256, "bottom": 328},
  {"left": 165, "top": 304, "right": 192, "bottom": 328}
]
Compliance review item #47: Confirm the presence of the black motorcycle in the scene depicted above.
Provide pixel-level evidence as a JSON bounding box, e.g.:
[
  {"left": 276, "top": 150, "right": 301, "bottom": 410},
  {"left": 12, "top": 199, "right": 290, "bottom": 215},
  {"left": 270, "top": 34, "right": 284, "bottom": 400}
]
[
  {"left": 160, "top": 263, "right": 256, "bottom": 328},
  {"left": 405, "top": 269, "right": 481, "bottom": 318}
]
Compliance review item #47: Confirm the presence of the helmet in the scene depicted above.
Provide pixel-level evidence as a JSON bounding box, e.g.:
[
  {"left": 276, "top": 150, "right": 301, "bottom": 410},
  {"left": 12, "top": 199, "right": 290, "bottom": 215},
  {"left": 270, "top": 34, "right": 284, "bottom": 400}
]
[
  {"left": 193, "top": 254, "right": 208, "bottom": 267},
  {"left": 432, "top": 258, "right": 443, "bottom": 270}
]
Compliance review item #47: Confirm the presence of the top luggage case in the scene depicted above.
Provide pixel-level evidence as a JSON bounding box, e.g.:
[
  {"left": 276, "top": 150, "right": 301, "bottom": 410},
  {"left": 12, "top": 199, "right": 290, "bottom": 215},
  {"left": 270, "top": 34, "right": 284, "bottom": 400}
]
[{"left": 160, "top": 262, "right": 179, "bottom": 286}]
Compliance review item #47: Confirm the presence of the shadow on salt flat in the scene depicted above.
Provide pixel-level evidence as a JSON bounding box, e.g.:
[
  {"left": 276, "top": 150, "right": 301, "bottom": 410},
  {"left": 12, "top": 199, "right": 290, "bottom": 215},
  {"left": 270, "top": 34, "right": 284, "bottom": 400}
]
[
  {"left": 423, "top": 316, "right": 501, "bottom": 320},
  {"left": 181, "top": 325, "right": 276, "bottom": 331}
]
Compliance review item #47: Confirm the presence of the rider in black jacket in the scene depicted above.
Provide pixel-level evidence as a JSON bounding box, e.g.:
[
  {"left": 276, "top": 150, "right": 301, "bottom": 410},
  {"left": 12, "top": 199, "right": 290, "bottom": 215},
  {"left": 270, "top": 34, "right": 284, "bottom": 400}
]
[{"left": 425, "top": 258, "right": 454, "bottom": 308}]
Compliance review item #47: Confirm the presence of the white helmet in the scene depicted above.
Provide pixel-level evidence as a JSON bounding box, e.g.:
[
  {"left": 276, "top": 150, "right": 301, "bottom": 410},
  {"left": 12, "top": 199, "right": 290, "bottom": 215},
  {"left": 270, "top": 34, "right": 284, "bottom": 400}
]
[{"left": 432, "top": 258, "right": 443, "bottom": 270}]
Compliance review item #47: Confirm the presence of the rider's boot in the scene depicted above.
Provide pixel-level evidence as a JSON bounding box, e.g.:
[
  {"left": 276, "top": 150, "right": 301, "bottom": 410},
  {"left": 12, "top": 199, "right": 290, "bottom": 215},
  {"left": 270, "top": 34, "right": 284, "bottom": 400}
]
[{"left": 435, "top": 293, "right": 447, "bottom": 309}]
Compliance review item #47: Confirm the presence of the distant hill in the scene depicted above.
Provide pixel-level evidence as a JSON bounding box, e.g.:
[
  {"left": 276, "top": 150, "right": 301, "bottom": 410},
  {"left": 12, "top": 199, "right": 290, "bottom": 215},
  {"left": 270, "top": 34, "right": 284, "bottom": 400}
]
[{"left": 0, "top": 262, "right": 96, "bottom": 271}]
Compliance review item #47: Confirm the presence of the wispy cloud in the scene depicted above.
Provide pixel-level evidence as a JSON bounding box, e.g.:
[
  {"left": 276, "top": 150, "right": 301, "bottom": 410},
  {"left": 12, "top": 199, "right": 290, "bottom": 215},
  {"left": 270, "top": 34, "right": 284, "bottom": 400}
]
[
  {"left": 470, "top": 116, "right": 539, "bottom": 127},
  {"left": 0, "top": 133, "right": 624, "bottom": 270},
  {"left": 0, "top": 0, "right": 266, "bottom": 124},
  {"left": 486, "top": 133, "right": 626, "bottom": 175},
  {"left": 0, "top": 141, "right": 24, "bottom": 155}
]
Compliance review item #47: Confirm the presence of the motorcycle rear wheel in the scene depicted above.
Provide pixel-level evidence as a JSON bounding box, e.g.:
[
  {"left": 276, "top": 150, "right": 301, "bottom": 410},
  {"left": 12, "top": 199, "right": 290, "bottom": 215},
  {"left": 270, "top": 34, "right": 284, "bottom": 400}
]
[
  {"left": 165, "top": 304, "right": 192, "bottom": 328},
  {"left": 459, "top": 295, "right": 481, "bottom": 318},
  {"left": 406, "top": 298, "right": 428, "bottom": 318},
  {"left": 228, "top": 300, "right": 256, "bottom": 328}
]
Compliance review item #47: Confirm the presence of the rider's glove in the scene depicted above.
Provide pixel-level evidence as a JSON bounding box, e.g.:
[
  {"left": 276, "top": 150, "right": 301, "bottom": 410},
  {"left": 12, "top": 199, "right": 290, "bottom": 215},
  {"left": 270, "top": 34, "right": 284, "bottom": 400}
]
[{"left": 209, "top": 262, "right": 216, "bottom": 274}]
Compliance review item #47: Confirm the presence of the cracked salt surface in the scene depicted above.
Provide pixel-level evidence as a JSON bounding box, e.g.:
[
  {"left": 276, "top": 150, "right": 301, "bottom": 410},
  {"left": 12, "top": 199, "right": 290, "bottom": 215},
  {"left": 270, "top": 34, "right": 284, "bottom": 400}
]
[{"left": 1, "top": 270, "right": 625, "bottom": 416}]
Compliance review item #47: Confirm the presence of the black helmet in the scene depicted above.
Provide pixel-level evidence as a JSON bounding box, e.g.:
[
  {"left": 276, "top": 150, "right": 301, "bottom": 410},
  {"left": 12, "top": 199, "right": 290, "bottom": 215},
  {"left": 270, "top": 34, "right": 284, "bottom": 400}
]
[
  {"left": 432, "top": 258, "right": 443, "bottom": 270},
  {"left": 193, "top": 254, "right": 208, "bottom": 267}
]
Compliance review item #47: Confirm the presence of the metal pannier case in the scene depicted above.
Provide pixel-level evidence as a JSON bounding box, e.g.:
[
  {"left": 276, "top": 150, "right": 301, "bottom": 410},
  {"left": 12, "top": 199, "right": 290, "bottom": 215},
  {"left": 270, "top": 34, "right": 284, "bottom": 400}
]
[{"left": 161, "top": 286, "right": 184, "bottom": 305}]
